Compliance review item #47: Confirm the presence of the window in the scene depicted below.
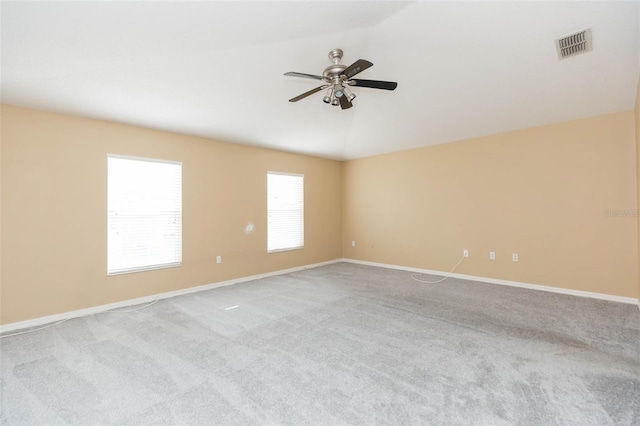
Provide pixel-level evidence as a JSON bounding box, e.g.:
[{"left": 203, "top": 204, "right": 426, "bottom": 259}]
[
  {"left": 107, "top": 155, "right": 182, "bottom": 275},
  {"left": 267, "top": 172, "right": 304, "bottom": 252}
]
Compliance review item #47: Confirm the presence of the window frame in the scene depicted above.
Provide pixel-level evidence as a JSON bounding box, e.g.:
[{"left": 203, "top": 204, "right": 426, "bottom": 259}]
[
  {"left": 267, "top": 171, "right": 304, "bottom": 254},
  {"left": 107, "top": 154, "right": 183, "bottom": 275}
]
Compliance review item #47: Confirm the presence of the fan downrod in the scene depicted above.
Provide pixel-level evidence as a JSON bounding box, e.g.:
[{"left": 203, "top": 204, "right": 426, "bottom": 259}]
[{"left": 328, "top": 48, "right": 343, "bottom": 64}]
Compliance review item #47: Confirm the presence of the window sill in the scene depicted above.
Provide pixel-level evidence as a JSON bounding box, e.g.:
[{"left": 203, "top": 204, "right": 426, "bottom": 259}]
[
  {"left": 108, "top": 262, "right": 182, "bottom": 276},
  {"left": 267, "top": 246, "right": 304, "bottom": 254}
]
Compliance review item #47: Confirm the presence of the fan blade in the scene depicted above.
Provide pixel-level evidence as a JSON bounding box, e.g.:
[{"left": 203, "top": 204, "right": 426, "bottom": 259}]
[
  {"left": 288, "top": 85, "right": 326, "bottom": 102},
  {"left": 351, "top": 79, "right": 398, "bottom": 90},
  {"left": 284, "top": 72, "right": 327, "bottom": 81},
  {"left": 339, "top": 95, "right": 353, "bottom": 110},
  {"left": 342, "top": 59, "right": 373, "bottom": 79}
]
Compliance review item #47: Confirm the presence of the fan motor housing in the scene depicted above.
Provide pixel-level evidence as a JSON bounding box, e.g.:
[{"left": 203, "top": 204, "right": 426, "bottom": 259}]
[{"left": 323, "top": 64, "right": 347, "bottom": 80}]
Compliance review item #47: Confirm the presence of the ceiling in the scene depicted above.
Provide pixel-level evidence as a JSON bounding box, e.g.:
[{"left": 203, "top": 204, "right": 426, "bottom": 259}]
[{"left": 2, "top": 1, "right": 639, "bottom": 160}]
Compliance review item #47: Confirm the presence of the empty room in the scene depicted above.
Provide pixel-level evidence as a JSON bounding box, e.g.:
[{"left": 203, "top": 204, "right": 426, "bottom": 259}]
[{"left": 1, "top": 1, "right": 639, "bottom": 425}]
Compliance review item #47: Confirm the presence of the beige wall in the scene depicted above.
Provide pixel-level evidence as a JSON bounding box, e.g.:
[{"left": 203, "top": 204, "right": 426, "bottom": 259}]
[
  {"left": 636, "top": 74, "right": 640, "bottom": 301},
  {"left": 0, "top": 105, "right": 342, "bottom": 324},
  {"left": 343, "top": 111, "right": 639, "bottom": 299},
  {"left": 2, "top": 103, "right": 639, "bottom": 325}
]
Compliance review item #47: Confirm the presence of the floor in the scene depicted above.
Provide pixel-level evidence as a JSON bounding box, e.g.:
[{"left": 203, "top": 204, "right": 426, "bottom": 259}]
[{"left": 1, "top": 262, "right": 639, "bottom": 425}]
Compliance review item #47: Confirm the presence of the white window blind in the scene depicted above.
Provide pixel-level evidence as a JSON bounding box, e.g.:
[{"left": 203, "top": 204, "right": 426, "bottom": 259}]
[
  {"left": 267, "top": 172, "right": 304, "bottom": 253},
  {"left": 108, "top": 155, "right": 182, "bottom": 275}
]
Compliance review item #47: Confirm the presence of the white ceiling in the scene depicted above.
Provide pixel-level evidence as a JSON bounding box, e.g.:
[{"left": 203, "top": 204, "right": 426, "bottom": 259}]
[{"left": 2, "top": 1, "right": 639, "bottom": 160}]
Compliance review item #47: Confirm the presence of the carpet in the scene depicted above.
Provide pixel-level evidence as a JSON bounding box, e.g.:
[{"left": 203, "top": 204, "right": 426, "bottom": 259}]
[{"left": 1, "top": 262, "right": 638, "bottom": 425}]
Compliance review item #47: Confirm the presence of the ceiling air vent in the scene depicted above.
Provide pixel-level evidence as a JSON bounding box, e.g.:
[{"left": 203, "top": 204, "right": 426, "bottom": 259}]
[{"left": 555, "top": 28, "right": 592, "bottom": 60}]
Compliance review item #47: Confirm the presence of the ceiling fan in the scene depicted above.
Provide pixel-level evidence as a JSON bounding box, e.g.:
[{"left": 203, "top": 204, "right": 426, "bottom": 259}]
[{"left": 284, "top": 48, "right": 398, "bottom": 110}]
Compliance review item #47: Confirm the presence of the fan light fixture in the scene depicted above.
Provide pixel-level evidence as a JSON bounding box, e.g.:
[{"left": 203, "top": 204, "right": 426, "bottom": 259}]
[
  {"left": 344, "top": 86, "right": 356, "bottom": 102},
  {"left": 323, "top": 87, "right": 333, "bottom": 104}
]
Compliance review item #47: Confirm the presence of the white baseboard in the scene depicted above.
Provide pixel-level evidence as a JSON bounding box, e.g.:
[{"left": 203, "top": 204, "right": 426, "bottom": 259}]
[
  {"left": 0, "top": 259, "right": 342, "bottom": 334},
  {"left": 341, "top": 258, "right": 639, "bottom": 305}
]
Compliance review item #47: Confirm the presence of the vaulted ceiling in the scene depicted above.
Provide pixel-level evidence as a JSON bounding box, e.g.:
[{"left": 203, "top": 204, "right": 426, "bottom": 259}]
[{"left": 2, "top": 1, "right": 639, "bottom": 160}]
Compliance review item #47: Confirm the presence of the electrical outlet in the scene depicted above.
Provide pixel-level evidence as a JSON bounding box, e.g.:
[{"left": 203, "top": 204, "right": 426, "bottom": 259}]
[
  {"left": 216, "top": 256, "right": 222, "bottom": 264},
  {"left": 463, "top": 250, "right": 469, "bottom": 258},
  {"left": 352, "top": 240, "right": 356, "bottom": 247},
  {"left": 490, "top": 251, "right": 496, "bottom": 260},
  {"left": 512, "top": 253, "right": 518, "bottom": 262}
]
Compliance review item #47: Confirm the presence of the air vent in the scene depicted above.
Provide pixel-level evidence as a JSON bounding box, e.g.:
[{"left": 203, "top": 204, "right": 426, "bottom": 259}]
[{"left": 555, "top": 28, "right": 592, "bottom": 60}]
